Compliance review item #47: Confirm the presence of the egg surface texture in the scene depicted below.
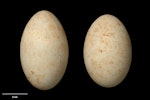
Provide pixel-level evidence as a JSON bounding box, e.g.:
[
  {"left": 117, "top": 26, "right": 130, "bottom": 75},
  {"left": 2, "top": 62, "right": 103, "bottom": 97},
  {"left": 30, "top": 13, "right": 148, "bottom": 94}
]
[
  {"left": 20, "top": 10, "right": 69, "bottom": 90},
  {"left": 83, "top": 14, "right": 132, "bottom": 88}
]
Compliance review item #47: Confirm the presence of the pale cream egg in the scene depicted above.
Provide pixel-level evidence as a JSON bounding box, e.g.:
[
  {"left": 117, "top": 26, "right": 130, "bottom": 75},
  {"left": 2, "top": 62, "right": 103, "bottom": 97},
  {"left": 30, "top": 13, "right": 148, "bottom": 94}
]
[
  {"left": 83, "top": 14, "right": 132, "bottom": 88},
  {"left": 20, "top": 10, "right": 69, "bottom": 90}
]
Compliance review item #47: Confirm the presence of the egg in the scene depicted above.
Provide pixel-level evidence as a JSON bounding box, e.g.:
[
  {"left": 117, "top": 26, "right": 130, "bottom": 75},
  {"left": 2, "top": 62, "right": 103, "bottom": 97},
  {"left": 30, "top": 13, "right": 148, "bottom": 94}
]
[
  {"left": 83, "top": 14, "right": 132, "bottom": 88},
  {"left": 20, "top": 10, "right": 69, "bottom": 90}
]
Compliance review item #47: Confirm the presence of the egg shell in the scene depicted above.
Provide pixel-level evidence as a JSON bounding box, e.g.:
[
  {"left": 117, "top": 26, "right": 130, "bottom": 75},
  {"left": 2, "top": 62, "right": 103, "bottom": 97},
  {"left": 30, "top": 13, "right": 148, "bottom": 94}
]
[
  {"left": 20, "top": 10, "right": 69, "bottom": 90},
  {"left": 83, "top": 14, "right": 132, "bottom": 88}
]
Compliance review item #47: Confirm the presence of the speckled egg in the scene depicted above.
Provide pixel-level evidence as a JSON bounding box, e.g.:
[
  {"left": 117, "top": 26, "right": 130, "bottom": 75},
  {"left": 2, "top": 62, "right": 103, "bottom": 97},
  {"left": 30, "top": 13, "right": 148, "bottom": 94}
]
[
  {"left": 20, "top": 10, "right": 69, "bottom": 90},
  {"left": 83, "top": 14, "right": 132, "bottom": 88}
]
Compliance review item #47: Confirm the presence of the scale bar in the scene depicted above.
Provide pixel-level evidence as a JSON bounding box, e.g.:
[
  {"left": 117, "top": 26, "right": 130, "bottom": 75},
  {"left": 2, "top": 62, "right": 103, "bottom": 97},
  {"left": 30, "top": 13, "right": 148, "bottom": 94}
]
[{"left": 2, "top": 93, "right": 28, "bottom": 95}]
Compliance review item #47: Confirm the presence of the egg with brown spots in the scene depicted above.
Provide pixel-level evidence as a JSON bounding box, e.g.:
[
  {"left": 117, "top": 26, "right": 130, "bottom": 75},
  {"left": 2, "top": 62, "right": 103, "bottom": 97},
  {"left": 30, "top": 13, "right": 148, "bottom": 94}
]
[
  {"left": 20, "top": 10, "right": 69, "bottom": 90},
  {"left": 83, "top": 14, "right": 132, "bottom": 88}
]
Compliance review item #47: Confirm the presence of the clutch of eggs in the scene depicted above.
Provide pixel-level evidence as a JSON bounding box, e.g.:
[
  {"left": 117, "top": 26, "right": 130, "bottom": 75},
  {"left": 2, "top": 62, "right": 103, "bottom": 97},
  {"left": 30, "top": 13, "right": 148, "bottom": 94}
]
[
  {"left": 83, "top": 14, "right": 132, "bottom": 88},
  {"left": 20, "top": 10, "right": 69, "bottom": 90}
]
